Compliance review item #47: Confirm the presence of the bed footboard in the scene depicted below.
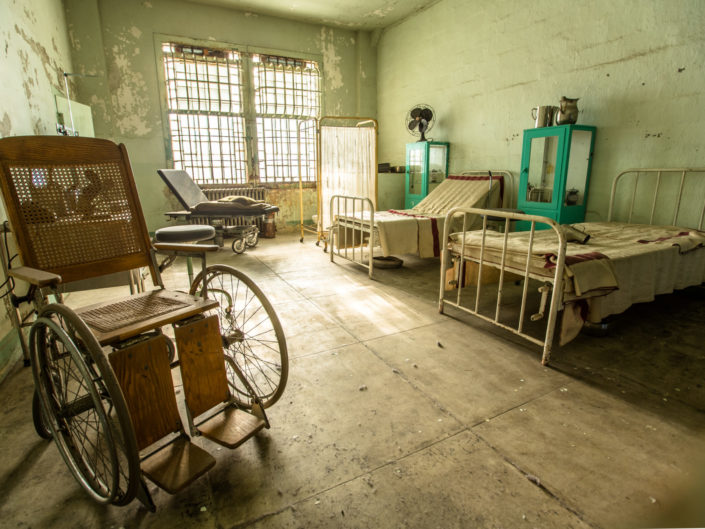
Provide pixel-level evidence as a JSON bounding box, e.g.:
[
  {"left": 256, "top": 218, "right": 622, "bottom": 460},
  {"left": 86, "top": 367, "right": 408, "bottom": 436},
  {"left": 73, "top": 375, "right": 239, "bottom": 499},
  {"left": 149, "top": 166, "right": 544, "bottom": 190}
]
[
  {"left": 438, "top": 207, "right": 567, "bottom": 365},
  {"left": 329, "top": 195, "right": 377, "bottom": 278}
]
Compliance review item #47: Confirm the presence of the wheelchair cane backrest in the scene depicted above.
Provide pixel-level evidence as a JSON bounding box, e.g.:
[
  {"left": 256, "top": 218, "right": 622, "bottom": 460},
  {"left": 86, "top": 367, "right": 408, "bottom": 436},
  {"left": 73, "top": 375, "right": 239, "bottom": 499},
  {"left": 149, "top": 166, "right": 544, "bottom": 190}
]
[{"left": 0, "top": 136, "right": 158, "bottom": 285}]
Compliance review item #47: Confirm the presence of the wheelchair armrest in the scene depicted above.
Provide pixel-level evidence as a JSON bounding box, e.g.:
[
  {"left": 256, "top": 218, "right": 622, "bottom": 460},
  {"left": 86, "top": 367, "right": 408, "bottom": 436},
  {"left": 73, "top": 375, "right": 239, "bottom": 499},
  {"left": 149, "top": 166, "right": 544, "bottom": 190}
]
[
  {"left": 9, "top": 266, "right": 62, "bottom": 287},
  {"left": 152, "top": 243, "right": 219, "bottom": 254}
]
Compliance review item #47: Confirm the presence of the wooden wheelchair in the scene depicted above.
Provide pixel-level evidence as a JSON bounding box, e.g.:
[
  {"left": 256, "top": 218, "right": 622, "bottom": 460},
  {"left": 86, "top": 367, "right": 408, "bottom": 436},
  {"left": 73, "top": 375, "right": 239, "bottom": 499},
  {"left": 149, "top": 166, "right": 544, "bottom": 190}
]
[{"left": 0, "top": 136, "right": 288, "bottom": 510}]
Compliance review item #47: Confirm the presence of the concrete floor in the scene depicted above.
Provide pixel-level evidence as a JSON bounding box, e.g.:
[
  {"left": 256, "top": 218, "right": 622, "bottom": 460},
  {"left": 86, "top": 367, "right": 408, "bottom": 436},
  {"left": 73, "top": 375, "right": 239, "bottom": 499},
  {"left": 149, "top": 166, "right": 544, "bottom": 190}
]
[{"left": 1, "top": 232, "right": 705, "bottom": 528}]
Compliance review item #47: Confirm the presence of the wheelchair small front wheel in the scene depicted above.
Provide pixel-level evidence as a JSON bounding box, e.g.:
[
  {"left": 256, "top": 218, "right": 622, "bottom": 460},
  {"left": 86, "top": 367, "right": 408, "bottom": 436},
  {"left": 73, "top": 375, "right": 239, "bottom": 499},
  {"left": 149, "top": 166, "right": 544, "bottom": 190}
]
[{"left": 190, "top": 265, "right": 288, "bottom": 408}]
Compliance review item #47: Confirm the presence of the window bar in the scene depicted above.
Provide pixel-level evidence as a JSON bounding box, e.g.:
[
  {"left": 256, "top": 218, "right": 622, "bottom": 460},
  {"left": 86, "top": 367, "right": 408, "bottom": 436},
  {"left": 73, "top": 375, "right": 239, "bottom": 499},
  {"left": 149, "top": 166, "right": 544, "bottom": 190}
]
[{"left": 196, "top": 57, "right": 215, "bottom": 180}]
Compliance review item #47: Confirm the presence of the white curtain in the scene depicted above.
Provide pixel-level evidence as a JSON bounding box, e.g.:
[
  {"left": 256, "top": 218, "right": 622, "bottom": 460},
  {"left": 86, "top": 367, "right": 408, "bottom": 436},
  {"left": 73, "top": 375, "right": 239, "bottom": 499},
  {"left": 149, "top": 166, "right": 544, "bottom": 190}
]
[{"left": 319, "top": 126, "right": 376, "bottom": 231}]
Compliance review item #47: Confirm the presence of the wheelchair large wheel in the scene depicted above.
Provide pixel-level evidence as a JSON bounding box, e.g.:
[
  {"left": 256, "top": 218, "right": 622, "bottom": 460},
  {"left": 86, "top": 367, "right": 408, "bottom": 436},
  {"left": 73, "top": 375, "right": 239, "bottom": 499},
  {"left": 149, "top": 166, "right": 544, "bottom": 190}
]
[
  {"left": 32, "top": 389, "right": 52, "bottom": 440},
  {"left": 29, "top": 304, "right": 140, "bottom": 506},
  {"left": 190, "top": 265, "right": 288, "bottom": 408}
]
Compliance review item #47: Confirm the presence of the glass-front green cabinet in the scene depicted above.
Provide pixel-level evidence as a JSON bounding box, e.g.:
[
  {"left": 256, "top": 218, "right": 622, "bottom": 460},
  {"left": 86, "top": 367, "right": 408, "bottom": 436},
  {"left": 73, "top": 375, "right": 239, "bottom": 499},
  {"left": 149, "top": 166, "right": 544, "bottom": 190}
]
[
  {"left": 405, "top": 141, "right": 449, "bottom": 209},
  {"left": 516, "top": 125, "right": 596, "bottom": 230}
]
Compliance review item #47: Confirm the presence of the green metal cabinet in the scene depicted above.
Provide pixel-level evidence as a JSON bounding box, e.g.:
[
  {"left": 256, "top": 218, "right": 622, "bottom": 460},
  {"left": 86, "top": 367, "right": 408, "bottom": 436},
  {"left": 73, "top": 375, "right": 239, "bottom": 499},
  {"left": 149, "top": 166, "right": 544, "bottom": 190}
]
[
  {"left": 405, "top": 141, "right": 449, "bottom": 209},
  {"left": 516, "top": 125, "right": 596, "bottom": 231}
]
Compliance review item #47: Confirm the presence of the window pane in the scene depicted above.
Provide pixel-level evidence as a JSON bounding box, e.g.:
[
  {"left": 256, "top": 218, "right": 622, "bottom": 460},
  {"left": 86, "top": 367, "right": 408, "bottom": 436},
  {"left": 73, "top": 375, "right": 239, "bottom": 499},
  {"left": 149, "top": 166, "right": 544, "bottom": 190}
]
[
  {"left": 257, "top": 117, "right": 316, "bottom": 183},
  {"left": 253, "top": 55, "right": 320, "bottom": 118},
  {"left": 163, "top": 45, "right": 320, "bottom": 185},
  {"left": 169, "top": 114, "right": 247, "bottom": 185},
  {"left": 163, "top": 43, "right": 246, "bottom": 184},
  {"left": 253, "top": 54, "right": 320, "bottom": 183}
]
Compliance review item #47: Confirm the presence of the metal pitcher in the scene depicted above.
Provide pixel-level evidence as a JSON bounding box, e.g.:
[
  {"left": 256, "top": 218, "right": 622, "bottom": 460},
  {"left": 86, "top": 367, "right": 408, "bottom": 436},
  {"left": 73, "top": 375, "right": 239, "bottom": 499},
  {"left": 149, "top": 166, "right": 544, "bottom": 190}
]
[
  {"left": 556, "top": 97, "right": 579, "bottom": 125},
  {"left": 531, "top": 106, "right": 557, "bottom": 128}
]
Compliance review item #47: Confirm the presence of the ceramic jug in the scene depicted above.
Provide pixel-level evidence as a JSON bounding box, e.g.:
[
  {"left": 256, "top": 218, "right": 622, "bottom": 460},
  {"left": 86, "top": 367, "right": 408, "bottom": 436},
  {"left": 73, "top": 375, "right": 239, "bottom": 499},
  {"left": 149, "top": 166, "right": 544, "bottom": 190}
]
[{"left": 556, "top": 97, "right": 579, "bottom": 125}]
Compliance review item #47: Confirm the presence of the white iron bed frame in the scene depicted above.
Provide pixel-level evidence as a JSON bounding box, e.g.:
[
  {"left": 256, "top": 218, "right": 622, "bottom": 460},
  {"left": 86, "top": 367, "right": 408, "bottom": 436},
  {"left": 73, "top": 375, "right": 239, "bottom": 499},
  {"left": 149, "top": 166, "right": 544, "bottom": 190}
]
[
  {"left": 329, "top": 171, "right": 514, "bottom": 278},
  {"left": 438, "top": 167, "right": 705, "bottom": 365}
]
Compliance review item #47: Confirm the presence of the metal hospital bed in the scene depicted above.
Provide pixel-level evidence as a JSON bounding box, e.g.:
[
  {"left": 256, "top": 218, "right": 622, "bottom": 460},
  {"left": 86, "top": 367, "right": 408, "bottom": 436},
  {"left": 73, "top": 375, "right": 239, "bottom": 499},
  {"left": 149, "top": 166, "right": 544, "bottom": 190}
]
[
  {"left": 439, "top": 167, "right": 705, "bottom": 365},
  {"left": 328, "top": 171, "right": 513, "bottom": 278},
  {"left": 158, "top": 169, "right": 280, "bottom": 253}
]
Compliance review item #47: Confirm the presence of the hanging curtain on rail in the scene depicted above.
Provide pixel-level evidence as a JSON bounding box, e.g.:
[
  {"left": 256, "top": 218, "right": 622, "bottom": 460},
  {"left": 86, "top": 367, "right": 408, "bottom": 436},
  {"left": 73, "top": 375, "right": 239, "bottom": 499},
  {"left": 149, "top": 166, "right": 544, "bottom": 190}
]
[{"left": 319, "top": 125, "right": 376, "bottom": 231}]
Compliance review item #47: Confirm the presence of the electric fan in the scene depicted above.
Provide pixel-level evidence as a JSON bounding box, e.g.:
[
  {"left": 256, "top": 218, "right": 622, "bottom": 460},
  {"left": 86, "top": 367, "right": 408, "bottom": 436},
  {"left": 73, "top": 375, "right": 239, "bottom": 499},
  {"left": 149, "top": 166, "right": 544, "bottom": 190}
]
[{"left": 405, "top": 104, "right": 435, "bottom": 142}]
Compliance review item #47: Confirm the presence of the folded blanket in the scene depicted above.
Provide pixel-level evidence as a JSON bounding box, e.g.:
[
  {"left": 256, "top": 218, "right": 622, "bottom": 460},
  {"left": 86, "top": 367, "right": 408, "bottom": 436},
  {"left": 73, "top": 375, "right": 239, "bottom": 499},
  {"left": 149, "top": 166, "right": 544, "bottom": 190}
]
[{"left": 560, "top": 253, "right": 618, "bottom": 297}]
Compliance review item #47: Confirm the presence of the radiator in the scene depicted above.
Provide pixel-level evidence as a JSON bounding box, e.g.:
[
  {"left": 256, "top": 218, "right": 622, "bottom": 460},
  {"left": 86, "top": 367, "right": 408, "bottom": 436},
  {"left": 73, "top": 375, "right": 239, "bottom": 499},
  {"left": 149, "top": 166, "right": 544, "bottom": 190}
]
[{"left": 190, "top": 187, "right": 268, "bottom": 231}]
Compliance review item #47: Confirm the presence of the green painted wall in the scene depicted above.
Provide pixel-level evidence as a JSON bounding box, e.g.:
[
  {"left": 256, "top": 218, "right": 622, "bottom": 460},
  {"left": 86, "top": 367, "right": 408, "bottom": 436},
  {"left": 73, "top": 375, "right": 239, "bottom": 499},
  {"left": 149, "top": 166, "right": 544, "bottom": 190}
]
[
  {"left": 377, "top": 0, "right": 705, "bottom": 221},
  {"left": 64, "top": 0, "right": 377, "bottom": 231},
  {"left": 0, "top": 0, "right": 76, "bottom": 380}
]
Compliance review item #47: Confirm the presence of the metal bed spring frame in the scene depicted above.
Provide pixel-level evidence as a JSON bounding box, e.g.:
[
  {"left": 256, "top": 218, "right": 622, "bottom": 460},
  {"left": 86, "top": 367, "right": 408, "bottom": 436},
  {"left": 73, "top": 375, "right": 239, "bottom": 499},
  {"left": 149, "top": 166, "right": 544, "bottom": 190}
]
[{"left": 438, "top": 167, "right": 705, "bottom": 366}]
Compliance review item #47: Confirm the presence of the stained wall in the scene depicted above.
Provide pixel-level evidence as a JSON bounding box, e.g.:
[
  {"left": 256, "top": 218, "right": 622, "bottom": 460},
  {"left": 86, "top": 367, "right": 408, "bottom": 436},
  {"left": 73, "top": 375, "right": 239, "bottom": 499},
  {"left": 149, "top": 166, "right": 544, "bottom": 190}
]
[
  {"left": 0, "top": 0, "right": 76, "bottom": 379},
  {"left": 376, "top": 0, "right": 705, "bottom": 220}
]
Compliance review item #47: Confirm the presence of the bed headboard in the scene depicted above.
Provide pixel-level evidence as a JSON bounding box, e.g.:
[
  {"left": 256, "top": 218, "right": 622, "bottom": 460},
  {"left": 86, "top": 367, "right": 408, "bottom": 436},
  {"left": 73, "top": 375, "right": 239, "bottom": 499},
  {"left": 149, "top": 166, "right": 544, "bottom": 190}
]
[
  {"left": 458, "top": 170, "right": 515, "bottom": 208},
  {"left": 607, "top": 168, "right": 705, "bottom": 230}
]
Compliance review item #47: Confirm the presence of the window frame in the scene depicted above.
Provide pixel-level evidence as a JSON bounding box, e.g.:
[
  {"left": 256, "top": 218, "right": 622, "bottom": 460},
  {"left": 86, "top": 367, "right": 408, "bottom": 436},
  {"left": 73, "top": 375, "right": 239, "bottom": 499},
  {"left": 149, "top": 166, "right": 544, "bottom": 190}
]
[{"left": 154, "top": 34, "right": 323, "bottom": 188}]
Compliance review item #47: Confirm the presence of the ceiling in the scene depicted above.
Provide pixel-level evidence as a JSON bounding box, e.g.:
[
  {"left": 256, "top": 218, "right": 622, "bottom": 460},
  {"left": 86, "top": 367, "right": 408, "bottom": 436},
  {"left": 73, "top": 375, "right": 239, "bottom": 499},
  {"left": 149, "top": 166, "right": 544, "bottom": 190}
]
[{"left": 182, "top": 0, "right": 439, "bottom": 30}]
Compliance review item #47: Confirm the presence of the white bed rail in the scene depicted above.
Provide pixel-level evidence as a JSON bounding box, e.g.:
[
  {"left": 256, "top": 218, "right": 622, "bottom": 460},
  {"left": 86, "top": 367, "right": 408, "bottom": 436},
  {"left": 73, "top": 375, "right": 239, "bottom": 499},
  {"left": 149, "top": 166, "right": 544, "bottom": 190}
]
[
  {"left": 329, "top": 195, "right": 376, "bottom": 278},
  {"left": 607, "top": 167, "right": 705, "bottom": 230},
  {"left": 438, "top": 207, "right": 566, "bottom": 365}
]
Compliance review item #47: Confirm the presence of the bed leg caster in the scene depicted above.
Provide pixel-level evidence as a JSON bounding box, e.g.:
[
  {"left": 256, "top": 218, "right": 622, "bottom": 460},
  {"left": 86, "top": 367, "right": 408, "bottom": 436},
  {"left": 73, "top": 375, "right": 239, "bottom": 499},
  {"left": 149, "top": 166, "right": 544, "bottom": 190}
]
[{"left": 531, "top": 284, "right": 551, "bottom": 321}]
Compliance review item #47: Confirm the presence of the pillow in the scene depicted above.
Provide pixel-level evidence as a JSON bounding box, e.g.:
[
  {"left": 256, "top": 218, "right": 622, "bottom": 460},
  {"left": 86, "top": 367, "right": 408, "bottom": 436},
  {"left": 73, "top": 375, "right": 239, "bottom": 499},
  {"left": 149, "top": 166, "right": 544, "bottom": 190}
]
[
  {"left": 217, "top": 195, "right": 263, "bottom": 205},
  {"left": 563, "top": 225, "right": 591, "bottom": 244}
]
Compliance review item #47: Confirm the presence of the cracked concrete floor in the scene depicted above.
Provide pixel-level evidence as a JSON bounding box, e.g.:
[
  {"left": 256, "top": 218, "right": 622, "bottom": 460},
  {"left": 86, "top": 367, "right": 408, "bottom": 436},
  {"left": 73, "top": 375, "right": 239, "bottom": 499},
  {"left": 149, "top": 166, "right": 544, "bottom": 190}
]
[{"left": 1, "top": 232, "right": 704, "bottom": 528}]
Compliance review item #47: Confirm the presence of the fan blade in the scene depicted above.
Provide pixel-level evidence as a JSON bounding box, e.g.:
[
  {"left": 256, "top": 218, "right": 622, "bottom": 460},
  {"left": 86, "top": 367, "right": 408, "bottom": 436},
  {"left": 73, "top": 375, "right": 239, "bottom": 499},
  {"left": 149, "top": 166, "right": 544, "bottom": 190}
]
[
  {"left": 410, "top": 107, "right": 423, "bottom": 119},
  {"left": 418, "top": 118, "right": 428, "bottom": 133},
  {"left": 420, "top": 108, "right": 433, "bottom": 122},
  {"left": 408, "top": 120, "right": 419, "bottom": 131}
]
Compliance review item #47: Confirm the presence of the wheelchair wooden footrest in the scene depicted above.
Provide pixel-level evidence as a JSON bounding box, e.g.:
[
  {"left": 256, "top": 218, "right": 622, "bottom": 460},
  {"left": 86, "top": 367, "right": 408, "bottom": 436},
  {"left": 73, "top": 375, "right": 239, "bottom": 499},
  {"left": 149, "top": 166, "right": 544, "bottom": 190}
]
[
  {"left": 198, "top": 407, "right": 265, "bottom": 449},
  {"left": 140, "top": 437, "right": 216, "bottom": 494}
]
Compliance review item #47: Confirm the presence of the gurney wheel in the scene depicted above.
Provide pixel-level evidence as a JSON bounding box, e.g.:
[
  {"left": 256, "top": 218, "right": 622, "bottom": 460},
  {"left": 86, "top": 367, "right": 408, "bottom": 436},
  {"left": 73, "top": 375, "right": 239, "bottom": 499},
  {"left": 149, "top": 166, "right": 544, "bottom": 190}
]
[
  {"left": 29, "top": 304, "right": 140, "bottom": 505},
  {"left": 246, "top": 230, "right": 259, "bottom": 248},
  {"left": 232, "top": 238, "right": 247, "bottom": 254},
  {"left": 189, "top": 265, "right": 288, "bottom": 408}
]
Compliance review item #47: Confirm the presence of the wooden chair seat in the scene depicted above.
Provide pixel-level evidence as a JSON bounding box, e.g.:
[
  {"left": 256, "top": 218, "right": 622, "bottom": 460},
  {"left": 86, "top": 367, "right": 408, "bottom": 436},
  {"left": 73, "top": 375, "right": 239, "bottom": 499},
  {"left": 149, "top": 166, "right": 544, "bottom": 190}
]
[{"left": 75, "top": 290, "right": 218, "bottom": 345}]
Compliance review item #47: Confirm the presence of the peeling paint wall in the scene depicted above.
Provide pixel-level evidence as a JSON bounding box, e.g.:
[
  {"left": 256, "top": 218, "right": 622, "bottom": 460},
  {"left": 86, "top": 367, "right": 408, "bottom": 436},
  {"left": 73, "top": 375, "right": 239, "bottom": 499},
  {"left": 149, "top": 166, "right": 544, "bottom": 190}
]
[
  {"left": 377, "top": 0, "right": 705, "bottom": 220},
  {"left": 0, "top": 0, "right": 75, "bottom": 380},
  {"left": 64, "top": 0, "right": 377, "bottom": 231}
]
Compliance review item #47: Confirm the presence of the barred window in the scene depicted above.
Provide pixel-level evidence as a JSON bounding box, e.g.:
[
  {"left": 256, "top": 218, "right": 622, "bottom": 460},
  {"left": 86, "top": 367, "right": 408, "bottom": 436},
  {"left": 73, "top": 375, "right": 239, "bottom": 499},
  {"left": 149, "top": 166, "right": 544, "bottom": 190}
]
[{"left": 162, "top": 43, "right": 320, "bottom": 185}]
